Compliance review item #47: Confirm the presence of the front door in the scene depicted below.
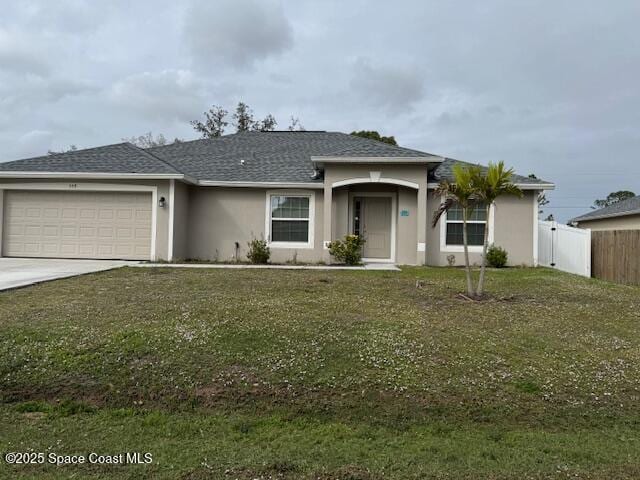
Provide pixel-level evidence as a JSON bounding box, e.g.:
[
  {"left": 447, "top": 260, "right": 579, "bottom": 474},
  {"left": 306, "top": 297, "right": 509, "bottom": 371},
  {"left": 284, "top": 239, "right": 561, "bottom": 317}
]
[{"left": 353, "top": 196, "right": 392, "bottom": 259}]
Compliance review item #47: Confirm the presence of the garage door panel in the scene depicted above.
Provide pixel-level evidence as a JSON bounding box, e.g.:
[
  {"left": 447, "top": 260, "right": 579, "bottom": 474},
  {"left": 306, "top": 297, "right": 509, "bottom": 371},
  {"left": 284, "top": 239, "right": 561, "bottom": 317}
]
[
  {"left": 43, "top": 208, "right": 60, "bottom": 218},
  {"left": 79, "top": 208, "right": 96, "bottom": 219},
  {"left": 24, "top": 243, "right": 40, "bottom": 254},
  {"left": 98, "top": 227, "right": 114, "bottom": 238},
  {"left": 43, "top": 226, "right": 59, "bottom": 237},
  {"left": 136, "top": 210, "right": 151, "bottom": 221},
  {"left": 99, "top": 209, "right": 114, "bottom": 220},
  {"left": 25, "top": 226, "right": 42, "bottom": 236},
  {"left": 2, "top": 190, "right": 152, "bottom": 260}
]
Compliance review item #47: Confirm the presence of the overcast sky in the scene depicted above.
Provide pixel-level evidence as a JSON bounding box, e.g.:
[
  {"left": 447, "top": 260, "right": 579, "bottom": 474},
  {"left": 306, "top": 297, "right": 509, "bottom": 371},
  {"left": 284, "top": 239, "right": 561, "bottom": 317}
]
[{"left": 1, "top": 1, "right": 639, "bottom": 221}]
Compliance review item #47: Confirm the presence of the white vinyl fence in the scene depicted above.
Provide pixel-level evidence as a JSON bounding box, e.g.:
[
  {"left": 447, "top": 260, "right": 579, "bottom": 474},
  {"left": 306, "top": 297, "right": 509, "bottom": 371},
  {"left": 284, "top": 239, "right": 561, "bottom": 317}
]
[{"left": 538, "top": 221, "right": 591, "bottom": 277}]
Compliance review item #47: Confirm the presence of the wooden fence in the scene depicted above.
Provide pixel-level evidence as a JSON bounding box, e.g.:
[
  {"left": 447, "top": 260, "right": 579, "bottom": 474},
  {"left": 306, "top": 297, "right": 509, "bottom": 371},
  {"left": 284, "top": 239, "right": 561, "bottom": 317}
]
[{"left": 592, "top": 230, "right": 640, "bottom": 285}]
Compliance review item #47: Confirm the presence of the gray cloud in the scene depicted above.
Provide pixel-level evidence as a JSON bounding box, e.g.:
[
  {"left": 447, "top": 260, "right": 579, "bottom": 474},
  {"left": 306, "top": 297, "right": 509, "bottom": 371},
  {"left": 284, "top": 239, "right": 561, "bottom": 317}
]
[
  {"left": 1, "top": 1, "right": 640, "bottom": 221},
  {"left": 0, "top": 28, "right": 50, "bottom": 75},
  {"left": 108, "top": 69, "right": 207, "bottom": 122},
  {"left": 350, "top": 58, "right": 425, "bottom": 114},
  {"left": 14, "top": 130, "right": 54, "bottom": 158},
  {"left": 183, "top": 0, "right": 293, "bottom": 70},
  {"left": 0, "top": 76, "right": 95, "bottom": 110}
]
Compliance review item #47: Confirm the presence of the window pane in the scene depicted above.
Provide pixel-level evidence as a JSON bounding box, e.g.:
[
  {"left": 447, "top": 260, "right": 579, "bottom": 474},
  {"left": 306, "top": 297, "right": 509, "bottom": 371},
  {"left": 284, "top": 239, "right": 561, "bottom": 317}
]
[
  {"left": 447, "top": 203, "right": 464, "bottom": 221},
  {"left": 271, "top": 196, "right": 309, "bottom": 219},
  {"left": 468, "top": 204, "right": 487, "bottom": 221},
  {"left": 446, "top": 223, "right": 464, "bottom": 245},
  {"left": 467, "top": 223, "right": 485, "bottom": 245},
  {"left": 446, "top": 202, "right": 486, "bottom": 221},
  {"left": 272, "top": 220, "right": 309, "bottom": 242},
  {"left": 446, "top": 223, "right": 485, "bottom": 246}
]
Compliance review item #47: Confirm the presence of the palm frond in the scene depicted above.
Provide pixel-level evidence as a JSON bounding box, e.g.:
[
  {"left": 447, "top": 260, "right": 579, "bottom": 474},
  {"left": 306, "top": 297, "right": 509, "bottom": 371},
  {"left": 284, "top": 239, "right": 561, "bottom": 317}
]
[{"left": 431, "top": 197, "right": 454, "bottom": 228}]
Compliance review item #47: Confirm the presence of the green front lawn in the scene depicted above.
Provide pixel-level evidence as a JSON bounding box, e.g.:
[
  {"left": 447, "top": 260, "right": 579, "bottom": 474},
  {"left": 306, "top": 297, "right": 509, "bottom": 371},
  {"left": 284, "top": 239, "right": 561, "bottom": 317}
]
[{"left": 0, "top": 267, "right": 639, "bottom": 479}]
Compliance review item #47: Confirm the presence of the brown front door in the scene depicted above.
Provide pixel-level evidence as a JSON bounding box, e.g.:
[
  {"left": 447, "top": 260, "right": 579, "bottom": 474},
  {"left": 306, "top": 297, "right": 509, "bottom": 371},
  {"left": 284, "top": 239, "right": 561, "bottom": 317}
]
[{"left": 353, "top": 196, "right": 392, "bottom": 259}]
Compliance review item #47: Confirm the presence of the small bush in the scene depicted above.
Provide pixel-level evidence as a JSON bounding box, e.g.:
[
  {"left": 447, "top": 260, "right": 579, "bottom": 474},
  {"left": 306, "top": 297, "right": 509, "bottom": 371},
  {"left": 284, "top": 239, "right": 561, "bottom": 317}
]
[
  {"left": 328, "top": 235, "right": 365, "bottom": 265},
  {"left": 247, "top": 238, "right": 270, "bottom": 264},
  {"left": 486, "top": 244, "right": 508, "bottom": 268}
]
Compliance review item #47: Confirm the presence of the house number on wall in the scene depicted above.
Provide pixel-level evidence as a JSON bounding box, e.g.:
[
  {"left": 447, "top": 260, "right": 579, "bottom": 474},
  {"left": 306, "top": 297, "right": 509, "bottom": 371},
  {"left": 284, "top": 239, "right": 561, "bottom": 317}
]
[
  {"left": 68, "top": 184, "right": 78, "bottom": 189},
  {"left": 400, "top": 210, "right": 409, "bottom": 217}
]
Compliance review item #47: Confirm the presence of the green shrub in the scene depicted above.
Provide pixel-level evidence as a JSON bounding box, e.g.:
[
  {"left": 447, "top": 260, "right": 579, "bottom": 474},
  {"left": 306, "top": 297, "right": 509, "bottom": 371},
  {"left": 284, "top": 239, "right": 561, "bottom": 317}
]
[
  {"left": 328, "top": 235, "right": 365, "bottom": 265},
  {"left": 247, "top": 238, "right": 270, "bottom": 264},
  {"left": 486, "top": 244, "right": 508, "bottom": 268}
]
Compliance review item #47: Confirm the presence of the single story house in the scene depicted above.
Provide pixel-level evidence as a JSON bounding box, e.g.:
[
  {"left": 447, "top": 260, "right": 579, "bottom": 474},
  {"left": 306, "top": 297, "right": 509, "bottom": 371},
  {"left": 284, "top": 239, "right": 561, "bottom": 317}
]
[
  {"left": 570, "top": 195, "right": 640, "bottom": 231},
  {"left": 0, "top": 131, "right": 554, "bottom": 265}
]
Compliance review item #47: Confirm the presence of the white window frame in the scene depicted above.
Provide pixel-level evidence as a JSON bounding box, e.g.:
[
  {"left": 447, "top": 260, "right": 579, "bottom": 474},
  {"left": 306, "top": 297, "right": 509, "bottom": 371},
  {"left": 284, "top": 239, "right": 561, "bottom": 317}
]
[
  {"left": 439, "top": 196, "right": 494, "bottom": 253},
  {"left": 265, "top": 190, "right": 315, "bottom": 249}
]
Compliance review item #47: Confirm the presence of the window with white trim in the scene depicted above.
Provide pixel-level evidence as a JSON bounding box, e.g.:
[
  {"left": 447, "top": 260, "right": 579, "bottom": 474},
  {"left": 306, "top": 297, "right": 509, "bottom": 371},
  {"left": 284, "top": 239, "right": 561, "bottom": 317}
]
[
  {"left": 267, "top": 194, "right": 313, "bottom": 246},
  {"left": 445, "top": 202, "right": 487, "bottom": 246}
]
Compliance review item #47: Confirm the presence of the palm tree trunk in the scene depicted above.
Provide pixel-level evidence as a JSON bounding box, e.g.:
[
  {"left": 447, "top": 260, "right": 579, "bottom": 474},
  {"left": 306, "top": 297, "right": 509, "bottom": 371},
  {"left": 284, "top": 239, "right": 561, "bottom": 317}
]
[
  {"left": 462, "top": 211, "right": 475, "bottom": 297},
  {"left": 476, "top": 204, "right": 491, "bottom": 296}
]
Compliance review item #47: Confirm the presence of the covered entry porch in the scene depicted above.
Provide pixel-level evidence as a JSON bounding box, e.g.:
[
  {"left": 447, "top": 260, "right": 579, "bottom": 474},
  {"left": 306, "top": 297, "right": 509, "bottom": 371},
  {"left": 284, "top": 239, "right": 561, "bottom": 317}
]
[{"left": 320, "top": 164, "right": 431, "bottom": 265}]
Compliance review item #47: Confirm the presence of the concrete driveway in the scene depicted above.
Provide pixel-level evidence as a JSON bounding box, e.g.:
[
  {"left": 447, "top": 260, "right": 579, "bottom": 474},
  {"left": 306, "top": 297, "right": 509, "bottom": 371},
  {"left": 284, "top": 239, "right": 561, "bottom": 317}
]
[{"left": 0, "top": 258, "right": 133, "bottom": 291}]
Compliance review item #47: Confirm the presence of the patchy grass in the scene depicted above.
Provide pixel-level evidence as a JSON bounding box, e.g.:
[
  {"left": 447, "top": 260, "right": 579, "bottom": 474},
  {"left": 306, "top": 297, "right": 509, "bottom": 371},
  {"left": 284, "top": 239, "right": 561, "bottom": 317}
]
[{"left": 0, "top": 266, "right": 639, "bottom": 479}]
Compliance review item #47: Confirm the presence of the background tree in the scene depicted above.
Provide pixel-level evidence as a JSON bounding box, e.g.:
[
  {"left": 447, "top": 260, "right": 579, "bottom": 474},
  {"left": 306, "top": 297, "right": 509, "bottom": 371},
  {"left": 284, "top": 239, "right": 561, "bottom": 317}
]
[
  {"left": 253, "top": 113, "right": 277, "bottom": 132},
  {"left": 350, "top": 130, "right": 397, "bottom": 145},
  {"left": 233, "top": 102, "right": 255, "bottom": 132},
  {"left": 192, "top": 102, "right": 301, "bottom": 136},
  {"left": 593, "top": 190, "right": 636, "bottom": 209},
  {"left": 48, "top": 145, "right": 78, "bottom": 155},
  {"left": 529, "top": 174, "right": 549, "bottom": 215},
  {"left": 472, "top": 162, "right": 522, "bottom": 296},
  {"left": 123, "top": 132, "right": 182, "bottom": 148},
  {"left": 191, "top": 105, "right": 229, "bottom": 138},
  {"left": 288, "top": 116, "right": 305, "bottom": 131}
]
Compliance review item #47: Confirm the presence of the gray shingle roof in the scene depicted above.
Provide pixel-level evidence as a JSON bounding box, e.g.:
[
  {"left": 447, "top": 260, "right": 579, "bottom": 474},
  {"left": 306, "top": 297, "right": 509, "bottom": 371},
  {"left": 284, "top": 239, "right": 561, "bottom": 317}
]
[
  {"left": 571, "top": 195, "right": 640, "bottom": 223},
  {"left": 0, "top": 143, "right": 181, "bottom": 174},
  {"left": 430, "top": 158, "right": 552, "bottom": 186},
  {"left": 148, "top": 131, "right": 434, "bottom": 182},
  {"left": 0, "top": 132, "right": 552, "bottom": 187}
]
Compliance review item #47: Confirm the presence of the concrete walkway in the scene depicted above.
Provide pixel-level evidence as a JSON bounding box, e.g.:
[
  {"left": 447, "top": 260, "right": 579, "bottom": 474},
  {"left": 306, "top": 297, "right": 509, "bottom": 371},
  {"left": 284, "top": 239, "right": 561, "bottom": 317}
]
[
  {"left": 0, "top": 258, "right": 133, "bottom": 291},
  {"left": 132, "top": 262, "right": 400, "bottom": 271}
]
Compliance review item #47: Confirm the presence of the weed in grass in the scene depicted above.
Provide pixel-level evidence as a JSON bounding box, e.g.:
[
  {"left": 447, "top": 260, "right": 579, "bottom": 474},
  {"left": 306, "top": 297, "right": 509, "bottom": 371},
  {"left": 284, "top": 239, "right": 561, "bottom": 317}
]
[{"left": 0, "top": 267, "right": 639, "bottom": 479}]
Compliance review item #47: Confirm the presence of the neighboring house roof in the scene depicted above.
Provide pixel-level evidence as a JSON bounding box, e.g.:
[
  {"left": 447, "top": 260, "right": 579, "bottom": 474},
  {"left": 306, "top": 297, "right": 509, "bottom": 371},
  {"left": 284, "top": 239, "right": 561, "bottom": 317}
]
[
  {"left": 0, "top": 131, "right": 553, "bottom": 187},
  {"left": 429, "top": 158, "right": 552, "bottom": 187},
  {"left": 147, "top": 131, "right": 435, "bottom": 183},
  {"left": 571, "top": 195, "right": 640, "bottom": 223},
  {"left": 0, "top": 143, "right": 181, "bottom": 175}
]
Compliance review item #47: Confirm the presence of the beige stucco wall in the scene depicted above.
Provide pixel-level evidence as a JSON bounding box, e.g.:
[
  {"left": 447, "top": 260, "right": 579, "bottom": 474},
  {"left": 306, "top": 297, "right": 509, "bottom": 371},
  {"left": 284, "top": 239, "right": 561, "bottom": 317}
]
[
  {"left": 575, "top": 214, "right": 640, "bottom": 231},
  {"left": 187, "top": 186, "right": 325, "bottom": 263},
  {"left": 426, "top": 190, "right": 537, "bottom": 266},
  {"left": 322, "top": 163, "right": 429, "bottom": 265},
  {"left": 0, "top": 178, "right": 171, "bottom": 261},
  {"left": 0, "top": 175, "right": 541, "bottom": 267},
  {"left": 334, "top": 183, "right": 418, "bottom": 265},
  {"left": 171, "top": 180, "right": 190, "bottom": 260}
]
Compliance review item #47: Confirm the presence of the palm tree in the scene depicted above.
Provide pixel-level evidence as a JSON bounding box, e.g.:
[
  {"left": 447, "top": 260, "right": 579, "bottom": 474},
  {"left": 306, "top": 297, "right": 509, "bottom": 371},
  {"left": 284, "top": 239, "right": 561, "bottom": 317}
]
[
  {"left": 432, "top": 163, "right": 481, "bottom": 297},
  {"left": 471, "top": 161, "right": 522, "bottom": 296},
  {"left": 432, "top": 161, "right": 522, "bottom": 298}
]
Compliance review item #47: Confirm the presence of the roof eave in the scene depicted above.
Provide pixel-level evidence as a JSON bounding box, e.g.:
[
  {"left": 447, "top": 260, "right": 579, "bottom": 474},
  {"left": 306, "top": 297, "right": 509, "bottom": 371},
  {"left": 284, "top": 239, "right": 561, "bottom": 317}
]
[
  {"left": 426, "top": 181, "right": 555, "bottom": 190},
  {"left": 198, "top": 180, "right": 324, "bottom": 189},
  {"left": 311, "top": 155, "right": 443, "bottom": 166},
  {"left": 572, "top": 210, "right": 640, "bottom": 223},
  {"left": 0, "top": 171, "right": 197, "bottom": 183}
]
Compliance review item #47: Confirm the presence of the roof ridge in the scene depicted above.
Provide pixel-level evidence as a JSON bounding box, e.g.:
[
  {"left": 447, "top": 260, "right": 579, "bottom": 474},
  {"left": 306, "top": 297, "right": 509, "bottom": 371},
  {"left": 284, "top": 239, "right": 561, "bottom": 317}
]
[
  {"left": 330, "top": 131, "right": 437, "bottom": 157},
  {"left": 123, "top": 142, "right": 184, "bottom": 175}
]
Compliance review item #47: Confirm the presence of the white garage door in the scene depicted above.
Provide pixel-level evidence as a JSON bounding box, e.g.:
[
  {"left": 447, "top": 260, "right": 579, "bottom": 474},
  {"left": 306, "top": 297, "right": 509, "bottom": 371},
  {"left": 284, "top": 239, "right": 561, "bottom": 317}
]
[{"left": 2, "top": 190, "right": 152, "bottom": 260}]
